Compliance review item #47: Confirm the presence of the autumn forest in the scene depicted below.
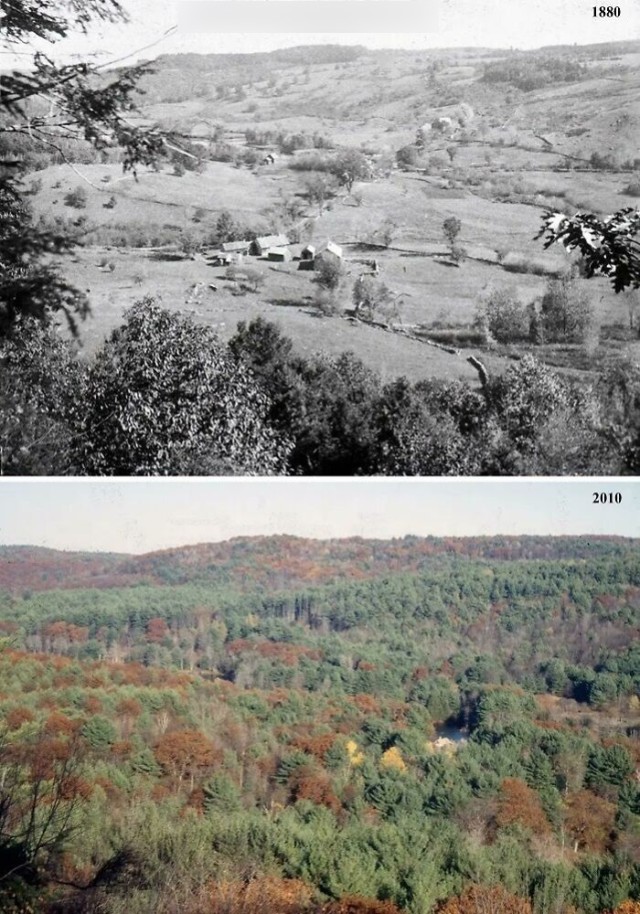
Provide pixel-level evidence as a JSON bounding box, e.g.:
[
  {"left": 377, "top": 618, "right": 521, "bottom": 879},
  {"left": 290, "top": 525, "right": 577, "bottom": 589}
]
[{"left": 0, "top": 534, "right": 639, "bottom": 914}]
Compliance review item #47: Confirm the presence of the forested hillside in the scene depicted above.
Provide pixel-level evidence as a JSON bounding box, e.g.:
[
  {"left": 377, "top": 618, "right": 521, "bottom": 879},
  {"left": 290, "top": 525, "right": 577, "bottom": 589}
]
[
  {"left": 0, "top": 534, "right": 633, "bottom": 591},
  {"left": 0, "top": 536, "right": 639, "bottom": 914}
]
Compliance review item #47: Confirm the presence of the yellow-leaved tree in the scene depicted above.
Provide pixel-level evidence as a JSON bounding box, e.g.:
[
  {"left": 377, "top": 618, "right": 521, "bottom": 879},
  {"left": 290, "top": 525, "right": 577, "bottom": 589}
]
[{"left": 380, "top": 747, "right": 406, "bottom": 772}]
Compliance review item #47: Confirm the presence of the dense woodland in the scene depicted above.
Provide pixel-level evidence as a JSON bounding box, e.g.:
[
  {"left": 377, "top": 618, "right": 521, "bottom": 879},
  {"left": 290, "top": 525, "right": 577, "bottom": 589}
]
[{"left": 0, "top": 536, "right": 639, "bottom": 914}]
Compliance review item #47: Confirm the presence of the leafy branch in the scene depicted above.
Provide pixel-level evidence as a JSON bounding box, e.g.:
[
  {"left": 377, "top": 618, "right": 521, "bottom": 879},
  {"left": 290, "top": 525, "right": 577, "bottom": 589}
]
[{"left": 537, "top": 207, "right": 640, "bottom": 293}]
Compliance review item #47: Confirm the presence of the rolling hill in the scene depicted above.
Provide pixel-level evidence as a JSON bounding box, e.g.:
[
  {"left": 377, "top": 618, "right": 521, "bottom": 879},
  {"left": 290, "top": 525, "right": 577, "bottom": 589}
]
[{"left": 24, "top": 39, "right": 640, "bottom": 383}]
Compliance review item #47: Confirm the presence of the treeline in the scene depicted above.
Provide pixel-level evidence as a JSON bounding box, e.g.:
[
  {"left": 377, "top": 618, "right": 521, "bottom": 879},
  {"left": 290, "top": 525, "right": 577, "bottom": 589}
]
[
  {"left": 1, "top": 549, "right": 639, "bottom": 706},
  {"left": 481, "top": 55, "right": 589, "bottom": 91},
  {"left": 1, "top": 534, "right": 633, "bottom": 594}
]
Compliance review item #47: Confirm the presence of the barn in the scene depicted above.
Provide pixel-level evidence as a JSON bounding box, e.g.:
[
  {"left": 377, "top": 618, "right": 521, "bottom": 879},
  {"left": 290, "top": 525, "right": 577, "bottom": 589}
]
[
  {"left": 249, "top": 234, "right": 290, "bottom": 256},
  {"left": 267, "top": 248, "right": 292, "bottom": 262},
  {"left": 221, "top": 240, "right": 250, "bottom": 254},
  {"left": 315, "top": 241, "right": 343, "bottom": 264}
]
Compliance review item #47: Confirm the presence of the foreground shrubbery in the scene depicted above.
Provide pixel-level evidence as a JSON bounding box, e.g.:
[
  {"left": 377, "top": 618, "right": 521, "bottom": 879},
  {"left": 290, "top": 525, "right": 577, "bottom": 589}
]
[{"left": 1, "top": 305, "right": 637, "bottom": 475}]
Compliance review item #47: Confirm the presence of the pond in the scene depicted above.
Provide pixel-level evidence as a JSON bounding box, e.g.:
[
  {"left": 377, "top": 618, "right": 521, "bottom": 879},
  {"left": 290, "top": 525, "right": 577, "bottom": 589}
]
[{"left": 435, "top": 723, "right": 469, "bottom": 744}]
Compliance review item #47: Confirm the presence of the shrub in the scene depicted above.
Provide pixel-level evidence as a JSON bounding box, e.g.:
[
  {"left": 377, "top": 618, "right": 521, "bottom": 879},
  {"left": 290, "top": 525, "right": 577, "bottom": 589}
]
[
  {"left": 314, "top": 289, "right": 341, "bottom": 316},
  {"left": 449, "top": 243, "right": 466, "bottom": 264},
  {"left": 501, "top": 252, "right": 559, "bottom": 276},
  {"left": 64, "top": 185, "right": 88, "bottom": 208},
  {"left": 314, "top": 256, "right": 344, "bottom": 292},
  {"left": 289, "top": 151, "right": 334, "bottom": 172},
  {"left": 623, "top": 177, "right": 640, "bottom": 196},
  {"left": 481, "top": 287, "right": 530, "bottom": 343},
  {"left": 396, "top": 145, "right": 420, "bottom": 168},
  {"left": 423, "top": 326, "right": 487, "bottom": 347}
]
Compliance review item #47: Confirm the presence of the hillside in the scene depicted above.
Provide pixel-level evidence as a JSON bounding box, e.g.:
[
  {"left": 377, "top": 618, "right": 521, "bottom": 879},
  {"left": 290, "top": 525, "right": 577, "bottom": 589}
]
[
  {"left": 0, "top": 534, "right": 634, "bottom": 592},
  {"left": 21, "top": 40, "right": 640, "bottom": 385},
  {"left": 0, "top": 534, "right": 639, "bottom": 914}
]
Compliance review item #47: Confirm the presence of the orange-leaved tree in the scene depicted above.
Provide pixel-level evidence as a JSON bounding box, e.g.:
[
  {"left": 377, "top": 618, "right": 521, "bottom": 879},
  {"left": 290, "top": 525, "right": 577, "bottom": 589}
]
[
  {"left": 564, "top": 789, "right": 616, "bottom": 854},
  {"left": 208, "top": 874, "right": 313, "bottom": 914},
  {"left": 154, "top": 729, "right": 219, "bottom": 792},
  {"left": 437, "top": 884, "right": 533, "bottom": 914},
  {"left": 322, "top": 897, "right": 404, "bottom": 914},
  {"left": 495, "top": 778, "right": 550, "bottom": 837}
]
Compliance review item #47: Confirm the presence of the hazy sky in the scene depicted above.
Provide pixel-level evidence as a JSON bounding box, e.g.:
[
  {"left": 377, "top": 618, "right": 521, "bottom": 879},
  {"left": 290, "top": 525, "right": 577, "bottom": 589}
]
[
  {"left": 0, "top": 480, "right": 638, "bottom": 554},
  {"left": 4, "top": 0, "right": 638, "bottom": 70}
]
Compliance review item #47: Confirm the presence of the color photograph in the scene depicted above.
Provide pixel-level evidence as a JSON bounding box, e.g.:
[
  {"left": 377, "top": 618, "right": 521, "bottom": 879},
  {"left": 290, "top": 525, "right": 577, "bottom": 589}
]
[{"left": 0, "top": 477, "right": 638, "bottom": 912}]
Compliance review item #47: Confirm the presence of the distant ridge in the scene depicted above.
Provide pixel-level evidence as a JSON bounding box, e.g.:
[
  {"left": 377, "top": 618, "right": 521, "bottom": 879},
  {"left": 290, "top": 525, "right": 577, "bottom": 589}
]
[{"left": 0, "top": 535, "right": 635, "bottom": 595}]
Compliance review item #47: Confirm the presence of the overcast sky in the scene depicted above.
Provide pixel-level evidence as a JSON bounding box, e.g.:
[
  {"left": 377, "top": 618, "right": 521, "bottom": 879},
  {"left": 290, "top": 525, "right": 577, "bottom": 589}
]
[
  {"left": 0, "top": 480, "right": 638, "bottom": 554},
  {"left": 3, "top": 0, "right": 638, "bottom": 70}
]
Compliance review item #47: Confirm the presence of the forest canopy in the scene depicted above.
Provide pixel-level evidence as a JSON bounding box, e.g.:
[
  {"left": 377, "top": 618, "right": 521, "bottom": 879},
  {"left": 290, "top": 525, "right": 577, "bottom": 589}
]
[{"left": 0, "top": 535, "right": 638, "bottom": 914}]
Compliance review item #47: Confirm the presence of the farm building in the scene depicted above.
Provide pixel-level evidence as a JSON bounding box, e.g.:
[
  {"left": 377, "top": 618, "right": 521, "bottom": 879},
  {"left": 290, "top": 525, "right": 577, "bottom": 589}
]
[
  {"left": 221, "top": 240, "right": 250, "bottom": 254},
  {"left": 209, "top": 251, "right": 244, "bottom": 266},
  {"left": 267, "top": 248, "right": 292, "bottom": 262},
  {"left": 250, "top": 234, "right": 290, "bottom": 256},
  {"left": 418, "top": 104, "right": 475, "bottom": 142},
  {"left": 301, "top": 244, "right": 316, "bottom": 261},
  {"left": 315, "top": 241, "right": 343, "bottom": 264}
]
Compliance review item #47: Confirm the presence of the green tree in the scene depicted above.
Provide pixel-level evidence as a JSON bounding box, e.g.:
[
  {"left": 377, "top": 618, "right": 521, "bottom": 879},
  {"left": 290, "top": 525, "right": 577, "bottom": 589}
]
[
  {"left": 585, "top": 745, "right": 634, "bottom": 790},
  {"left": 215, "top": 210, "right": 236, "bottom": 243},
  {"left": 2, "top": 0, "right": 165, "bottom": 337},
  {"left": 481, "top": 287, "right": 529, "bottom": 343},
  {"left": 315, "top": 257, "right": 345, "bottom": 293},
  {"left": 81, "top": 716, "right": 117, "bottom": 751},
  {"left": 352, "top": 275, "right": 395, "bottom": 323},
  {"left": 304, "top": 174, "right": 338, "bottom": 213},
  {"left": 0, "top": 317, "right": 85, "bottom": 474},
  {"left": 203, "top": 773, "right": 242, "bottom": 813},
  {"left": 537, "top": 207, "right": 640, "bottom": 293},
  {"left": 79, "top": 298, "right": 290, "bottom": 475},
  {"left": 443, "top": 217, "right": 462, "bottom": 250},
  {"left": 330, "top": 149, "right": 371, "bottom": 193},
  {"left": 540, "top": 272, "right": 595, "bottom": 344},
  {"left": 0, "top": 184, "right": 89, "bottom": 337}
]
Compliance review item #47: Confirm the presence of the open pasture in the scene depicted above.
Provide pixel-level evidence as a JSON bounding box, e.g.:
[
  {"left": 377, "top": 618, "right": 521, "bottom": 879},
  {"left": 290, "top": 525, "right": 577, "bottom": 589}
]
[{"left": 28, "top": 39, "right": 640, "bottom": 384}]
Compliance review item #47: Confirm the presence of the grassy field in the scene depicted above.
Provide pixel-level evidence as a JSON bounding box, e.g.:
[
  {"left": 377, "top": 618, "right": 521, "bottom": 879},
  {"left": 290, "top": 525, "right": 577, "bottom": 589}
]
[{"left": 30, "top": 40, "right": 640, "bottom": 384}]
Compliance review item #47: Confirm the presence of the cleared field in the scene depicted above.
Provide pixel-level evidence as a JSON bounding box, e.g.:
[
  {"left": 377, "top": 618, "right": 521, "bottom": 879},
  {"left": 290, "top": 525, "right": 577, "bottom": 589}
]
[
  {"left": 30, "top": 40, "right": 639, "bottom": 384},
  {"left": 61, "top": 247, "right": 491, "bottom": 384},
  {"left": 32, "top": 161, "right": 284, "bottom": 230}
]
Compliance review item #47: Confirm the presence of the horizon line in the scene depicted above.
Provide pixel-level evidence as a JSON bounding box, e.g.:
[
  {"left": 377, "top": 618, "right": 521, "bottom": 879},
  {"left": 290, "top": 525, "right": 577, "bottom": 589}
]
[{"left": 1, "top": 531, "right": 636, "bottom": 558}]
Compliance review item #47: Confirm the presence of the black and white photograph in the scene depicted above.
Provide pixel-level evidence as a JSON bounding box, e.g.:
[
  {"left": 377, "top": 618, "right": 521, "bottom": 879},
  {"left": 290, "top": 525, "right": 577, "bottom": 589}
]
[{"left": 1, "top": 1, "right": 640, "bottom": 475}]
